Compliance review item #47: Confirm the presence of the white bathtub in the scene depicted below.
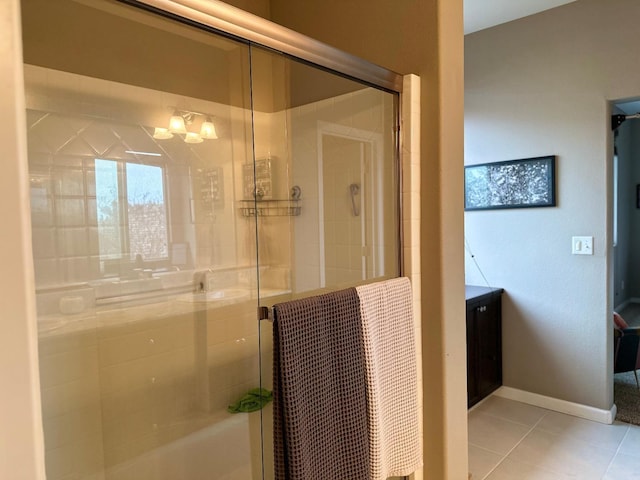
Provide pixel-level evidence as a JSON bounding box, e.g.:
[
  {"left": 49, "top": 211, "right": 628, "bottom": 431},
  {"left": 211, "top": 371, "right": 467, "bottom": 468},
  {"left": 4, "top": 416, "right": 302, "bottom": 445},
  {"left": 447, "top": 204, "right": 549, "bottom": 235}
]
[{"left": 105, "top": 412, "right": 264, "bottom": 480}]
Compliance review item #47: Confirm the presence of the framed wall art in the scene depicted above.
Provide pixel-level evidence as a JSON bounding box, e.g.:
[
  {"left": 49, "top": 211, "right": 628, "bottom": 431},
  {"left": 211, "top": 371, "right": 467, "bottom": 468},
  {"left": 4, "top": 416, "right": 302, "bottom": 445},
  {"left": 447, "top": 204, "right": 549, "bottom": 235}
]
[{"left": 464, "top": 155, "right": 556, "bottom": 211}]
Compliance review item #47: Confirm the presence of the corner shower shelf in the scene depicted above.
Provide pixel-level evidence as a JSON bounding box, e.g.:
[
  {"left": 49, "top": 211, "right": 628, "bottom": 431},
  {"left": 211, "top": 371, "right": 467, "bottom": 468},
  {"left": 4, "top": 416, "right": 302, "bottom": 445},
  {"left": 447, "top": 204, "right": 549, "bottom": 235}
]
[{"left": 239, "top": 199, "right": 301, "bottom": 217}]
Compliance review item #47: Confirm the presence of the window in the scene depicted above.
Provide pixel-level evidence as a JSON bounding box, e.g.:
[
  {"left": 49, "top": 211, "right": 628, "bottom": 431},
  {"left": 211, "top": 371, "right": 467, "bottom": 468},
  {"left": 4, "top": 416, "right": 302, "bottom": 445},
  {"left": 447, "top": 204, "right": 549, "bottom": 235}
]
[{"left": 95, "top": 159, "right": 168, "bottom": 262}]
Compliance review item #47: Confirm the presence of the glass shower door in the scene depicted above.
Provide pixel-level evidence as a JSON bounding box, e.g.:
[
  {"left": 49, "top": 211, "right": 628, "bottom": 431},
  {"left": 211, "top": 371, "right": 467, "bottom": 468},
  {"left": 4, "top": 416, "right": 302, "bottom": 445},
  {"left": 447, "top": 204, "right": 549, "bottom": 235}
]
[
  {"left": 248, "top": 46, "right": 401, "bottom": 480},
  {"left": 22, "top": 0, "right": 401, "bottom": 477},
  {"left": 23, "top": 0, "right": 265, "bottom": 478}
]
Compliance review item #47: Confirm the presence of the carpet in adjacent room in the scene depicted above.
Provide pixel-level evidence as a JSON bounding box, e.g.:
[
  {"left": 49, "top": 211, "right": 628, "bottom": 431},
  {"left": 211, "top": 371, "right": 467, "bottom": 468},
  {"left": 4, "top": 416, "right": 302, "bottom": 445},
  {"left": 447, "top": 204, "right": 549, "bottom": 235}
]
[
  {"left": 614, "top": 304, "right": 640, "bottom": 425},
  {"left": 614, "top": 371, "right": 640, "bottom": 426}
]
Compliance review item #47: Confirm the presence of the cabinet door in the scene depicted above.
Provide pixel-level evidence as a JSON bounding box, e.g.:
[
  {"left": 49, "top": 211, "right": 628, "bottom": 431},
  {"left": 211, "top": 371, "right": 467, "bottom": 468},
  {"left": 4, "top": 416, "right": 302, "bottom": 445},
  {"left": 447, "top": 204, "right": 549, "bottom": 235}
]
[
  {"left": 476, "top": 297, "right": 502, "bottom": 399},
  {"left": 466, "top": 305, "right": 479, "bottom": 407}
]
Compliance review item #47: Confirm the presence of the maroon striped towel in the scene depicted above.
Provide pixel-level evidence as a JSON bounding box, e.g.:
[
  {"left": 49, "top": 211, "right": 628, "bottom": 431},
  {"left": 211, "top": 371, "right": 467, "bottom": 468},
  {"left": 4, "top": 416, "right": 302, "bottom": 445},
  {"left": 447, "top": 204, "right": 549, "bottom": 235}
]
[{"left": 273, "top": 288, "right": 369, "bottom": 480}]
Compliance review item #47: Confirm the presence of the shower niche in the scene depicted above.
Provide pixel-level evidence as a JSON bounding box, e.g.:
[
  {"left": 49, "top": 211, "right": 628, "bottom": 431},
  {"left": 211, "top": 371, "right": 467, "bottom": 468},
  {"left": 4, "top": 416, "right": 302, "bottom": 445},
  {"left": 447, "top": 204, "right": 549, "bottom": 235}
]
[{"left": 22, "top": 0, "right": 401, "bottom": 479}]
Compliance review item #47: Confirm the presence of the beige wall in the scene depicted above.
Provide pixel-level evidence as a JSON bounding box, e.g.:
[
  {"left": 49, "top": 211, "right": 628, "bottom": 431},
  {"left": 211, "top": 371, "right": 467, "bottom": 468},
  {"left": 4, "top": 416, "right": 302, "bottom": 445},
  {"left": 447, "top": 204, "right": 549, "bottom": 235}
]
[
  {"left": 21, "top": 0, "right": 249, "bottom": 107},
  {"left": 268, "top": 1, "right": 467, "bottom": 478},
  {"left": 465, "top": 0, "right": 640, "bottom": 411},
  {"left": 0, "top": 0, "right": 46, "bottom": 478}
]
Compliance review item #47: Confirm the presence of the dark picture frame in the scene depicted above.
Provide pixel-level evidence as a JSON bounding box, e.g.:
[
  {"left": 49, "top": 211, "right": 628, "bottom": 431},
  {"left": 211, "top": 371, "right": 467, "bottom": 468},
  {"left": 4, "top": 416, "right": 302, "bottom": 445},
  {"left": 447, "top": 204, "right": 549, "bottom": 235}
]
[
  {"left": 636, "top": 184, "right": 640, "bottom": 209},
  {"left": 464, "top": 155, "right": 556, "bottom": 211}
]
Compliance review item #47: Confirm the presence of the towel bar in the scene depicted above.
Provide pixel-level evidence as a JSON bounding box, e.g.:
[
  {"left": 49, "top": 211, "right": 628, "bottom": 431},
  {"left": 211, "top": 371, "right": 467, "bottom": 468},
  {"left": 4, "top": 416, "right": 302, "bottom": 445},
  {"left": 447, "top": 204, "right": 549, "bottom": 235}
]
[{"left": 258, "top": 305, "right": 274, "bottom": 322}]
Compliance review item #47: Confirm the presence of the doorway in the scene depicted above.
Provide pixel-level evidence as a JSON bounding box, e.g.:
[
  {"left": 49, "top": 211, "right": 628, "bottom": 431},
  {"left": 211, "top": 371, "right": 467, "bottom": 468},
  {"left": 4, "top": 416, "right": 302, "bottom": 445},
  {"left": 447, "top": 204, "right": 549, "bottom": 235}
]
[
  {"left": 317, "top": 122, "right": 387, "bottom": 288},
  {"left": 612, "top": 99, "right": 640, "bottom": 425}
]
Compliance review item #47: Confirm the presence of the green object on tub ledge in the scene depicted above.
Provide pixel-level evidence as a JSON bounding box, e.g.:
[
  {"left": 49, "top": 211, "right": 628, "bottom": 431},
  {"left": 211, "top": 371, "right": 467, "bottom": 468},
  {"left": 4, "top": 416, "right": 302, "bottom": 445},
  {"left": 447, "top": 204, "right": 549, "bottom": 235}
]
[{"left": 227, "top": 388, "right": 273, "bottom": 413}]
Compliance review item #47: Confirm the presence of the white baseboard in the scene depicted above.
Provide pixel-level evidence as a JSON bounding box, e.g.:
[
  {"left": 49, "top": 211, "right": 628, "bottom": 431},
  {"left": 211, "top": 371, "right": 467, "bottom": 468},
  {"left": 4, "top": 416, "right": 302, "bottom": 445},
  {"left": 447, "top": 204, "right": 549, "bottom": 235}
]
[{"left": 493, "top": 386, "right": 617, "bottom": 425}]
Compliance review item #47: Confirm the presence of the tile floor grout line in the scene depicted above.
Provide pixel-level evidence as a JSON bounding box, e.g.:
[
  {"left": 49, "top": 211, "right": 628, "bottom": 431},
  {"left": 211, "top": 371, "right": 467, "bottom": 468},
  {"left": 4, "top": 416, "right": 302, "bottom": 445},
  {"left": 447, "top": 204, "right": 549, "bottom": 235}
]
[
  {"left": 479, "top": 412, "right": 549, "bottom": 480},
  {"left": 477, "top": 409, "right": 549, "bottom": 429},
  {"left": 471, "top": 399, "right": 555, "bottom": 433},
  {"left": 600, "top": 424, "right": 631, "bottom": 479}
]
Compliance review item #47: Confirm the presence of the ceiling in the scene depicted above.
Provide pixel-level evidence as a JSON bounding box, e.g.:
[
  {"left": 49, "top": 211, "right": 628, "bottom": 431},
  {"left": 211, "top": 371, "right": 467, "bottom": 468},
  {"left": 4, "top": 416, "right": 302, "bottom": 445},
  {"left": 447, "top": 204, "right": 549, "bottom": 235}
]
[
  {"left": 462, "top": 1, "right": 640, "bottom": 112},
  {"left": 464, "top": 0, "right": 577, "bottom": 35},
  {"left": 616, "top": 101, "right": 640, "bottom": 115}
]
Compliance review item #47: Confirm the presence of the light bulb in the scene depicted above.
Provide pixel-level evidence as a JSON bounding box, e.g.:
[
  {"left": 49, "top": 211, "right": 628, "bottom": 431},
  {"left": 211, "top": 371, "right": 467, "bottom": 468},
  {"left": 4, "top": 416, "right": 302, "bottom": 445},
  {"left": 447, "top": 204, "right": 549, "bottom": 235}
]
[
  {"left": 168, "top": 111, "right": 187, "bottom": 134},
  {"left": 184, "top": 132, "right": 203, "bottom": 144},
  {"left": 200, "top": 117, "right": 218, "bottom": 139}
]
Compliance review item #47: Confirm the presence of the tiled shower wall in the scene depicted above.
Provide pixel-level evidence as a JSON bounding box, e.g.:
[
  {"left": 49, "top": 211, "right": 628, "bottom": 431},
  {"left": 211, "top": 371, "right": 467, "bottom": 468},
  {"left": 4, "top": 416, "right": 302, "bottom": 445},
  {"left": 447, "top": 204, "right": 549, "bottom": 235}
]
[
  {"left": 25, "top": 65, "right": 251, "bottom": 295},
  {"left": 27, "top": 111, "right": 245, "bottom": 289},
  {"left": 26, "top": 65, "right": 397, "bottom": 297}
]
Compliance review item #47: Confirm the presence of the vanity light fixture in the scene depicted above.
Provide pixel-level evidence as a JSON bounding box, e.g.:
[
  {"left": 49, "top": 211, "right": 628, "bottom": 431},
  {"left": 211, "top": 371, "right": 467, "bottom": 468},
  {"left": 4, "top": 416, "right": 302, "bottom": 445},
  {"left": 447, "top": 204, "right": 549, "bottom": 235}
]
[{"left": 154, "top": 109, "right": 219, "bottom": 143}]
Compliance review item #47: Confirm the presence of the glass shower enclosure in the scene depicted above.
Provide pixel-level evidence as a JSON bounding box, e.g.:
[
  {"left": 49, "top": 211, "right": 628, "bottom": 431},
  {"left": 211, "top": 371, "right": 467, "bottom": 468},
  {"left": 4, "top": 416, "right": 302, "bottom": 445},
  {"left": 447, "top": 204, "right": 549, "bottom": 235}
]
[{"left": 22, "top": 0, "right": 401, "bottom": 478}]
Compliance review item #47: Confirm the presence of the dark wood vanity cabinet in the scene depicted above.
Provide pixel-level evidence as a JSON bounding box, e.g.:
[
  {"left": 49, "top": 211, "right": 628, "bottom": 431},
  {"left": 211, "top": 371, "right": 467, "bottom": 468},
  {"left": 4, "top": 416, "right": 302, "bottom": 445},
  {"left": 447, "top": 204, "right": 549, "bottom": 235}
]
[{"left": 466, "top": 285, "right": 503, "bottom": 408}]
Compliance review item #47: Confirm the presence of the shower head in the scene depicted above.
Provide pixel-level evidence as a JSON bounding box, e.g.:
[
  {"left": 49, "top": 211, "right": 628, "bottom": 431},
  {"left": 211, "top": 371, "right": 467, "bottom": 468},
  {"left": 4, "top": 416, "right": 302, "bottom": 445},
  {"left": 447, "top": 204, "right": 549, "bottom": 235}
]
[{"left": 349, "top": 183, "right": 360, "bottom": 216}]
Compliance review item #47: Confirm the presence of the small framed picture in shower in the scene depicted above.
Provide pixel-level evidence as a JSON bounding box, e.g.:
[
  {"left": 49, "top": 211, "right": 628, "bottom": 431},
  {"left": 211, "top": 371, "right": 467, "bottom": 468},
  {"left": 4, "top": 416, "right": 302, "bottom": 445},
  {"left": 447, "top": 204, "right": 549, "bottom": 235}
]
[{"left": 464, "top": 155, "right": 557, "bottom": 211}]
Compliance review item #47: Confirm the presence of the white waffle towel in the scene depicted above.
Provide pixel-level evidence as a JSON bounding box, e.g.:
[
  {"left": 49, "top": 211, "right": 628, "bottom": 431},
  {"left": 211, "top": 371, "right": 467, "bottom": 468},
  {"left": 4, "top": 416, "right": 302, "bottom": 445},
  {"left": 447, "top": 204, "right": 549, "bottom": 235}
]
[{"left": 356, "top": 277, "right": 422, "bottom": 480}]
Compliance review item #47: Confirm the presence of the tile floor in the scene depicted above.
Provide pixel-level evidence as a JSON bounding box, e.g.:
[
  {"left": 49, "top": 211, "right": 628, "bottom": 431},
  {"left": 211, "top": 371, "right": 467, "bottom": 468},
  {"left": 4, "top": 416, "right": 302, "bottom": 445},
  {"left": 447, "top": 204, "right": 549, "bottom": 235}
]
[{"left": 468, "top": 395, "right": 640, "bottom": 479}]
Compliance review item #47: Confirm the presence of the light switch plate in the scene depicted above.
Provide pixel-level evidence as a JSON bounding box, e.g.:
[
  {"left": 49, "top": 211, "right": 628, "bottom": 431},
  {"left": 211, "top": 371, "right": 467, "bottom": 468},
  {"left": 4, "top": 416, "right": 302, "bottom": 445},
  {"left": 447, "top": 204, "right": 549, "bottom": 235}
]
[{"left": 572, "top": 236, "right": 593, "bottom": 255}]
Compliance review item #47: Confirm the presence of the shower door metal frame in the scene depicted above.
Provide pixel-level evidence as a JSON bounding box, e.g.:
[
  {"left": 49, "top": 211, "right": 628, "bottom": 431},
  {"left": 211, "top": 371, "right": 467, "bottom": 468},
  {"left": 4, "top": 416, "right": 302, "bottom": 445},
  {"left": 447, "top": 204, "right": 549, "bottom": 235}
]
[{"left": 122, "top": 0, "right": 403, "bottom": 93}]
